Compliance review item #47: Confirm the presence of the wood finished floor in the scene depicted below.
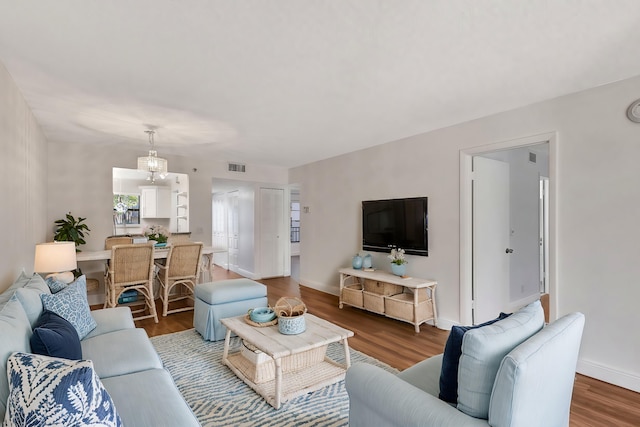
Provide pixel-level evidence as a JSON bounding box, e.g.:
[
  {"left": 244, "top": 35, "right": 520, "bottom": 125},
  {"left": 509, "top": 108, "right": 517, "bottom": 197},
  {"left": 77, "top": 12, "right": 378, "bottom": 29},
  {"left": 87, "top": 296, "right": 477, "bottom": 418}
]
[{"left": 130, "top": 268, "right": 640, "bottom": 427}]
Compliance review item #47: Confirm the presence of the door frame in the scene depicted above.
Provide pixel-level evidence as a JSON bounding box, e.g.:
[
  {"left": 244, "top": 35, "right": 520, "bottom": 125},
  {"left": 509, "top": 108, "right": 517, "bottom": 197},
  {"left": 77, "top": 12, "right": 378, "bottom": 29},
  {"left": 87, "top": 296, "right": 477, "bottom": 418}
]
[{"left": 459, "top": 132, "right": 558, "bottom": 325}]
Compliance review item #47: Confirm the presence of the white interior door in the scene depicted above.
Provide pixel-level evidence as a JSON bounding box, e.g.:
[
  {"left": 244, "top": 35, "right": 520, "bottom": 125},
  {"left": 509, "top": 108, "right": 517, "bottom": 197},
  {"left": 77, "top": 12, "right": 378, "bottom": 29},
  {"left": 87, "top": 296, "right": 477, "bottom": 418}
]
[
  {"left": 539, "top": 176, "right": 550, "bottom": 294},
  {"left": 212, "top": 193, "right": 227, "bottom": 269},
  {"left": 473, "top": 156, "right": 511, "bottom": 324},
  {"left": 227, "top": 190, "right": 239, "bottom": 272},
  {"left": 260, "top": 188, "right": 285, "bottom": 278}
]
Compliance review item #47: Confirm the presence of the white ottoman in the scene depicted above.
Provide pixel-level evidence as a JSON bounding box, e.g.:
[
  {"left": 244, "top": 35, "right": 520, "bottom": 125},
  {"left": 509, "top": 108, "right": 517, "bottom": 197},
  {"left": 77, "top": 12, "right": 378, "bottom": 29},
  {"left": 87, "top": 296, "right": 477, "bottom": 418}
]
[{"left": 193, "top": 279, "right": 268, "bottom": 341}]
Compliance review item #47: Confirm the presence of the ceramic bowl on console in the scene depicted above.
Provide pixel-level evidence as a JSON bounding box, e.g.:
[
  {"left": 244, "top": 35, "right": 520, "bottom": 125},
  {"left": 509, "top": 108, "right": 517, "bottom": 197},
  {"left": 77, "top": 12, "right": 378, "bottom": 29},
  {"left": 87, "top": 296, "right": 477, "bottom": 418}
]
[{"left": 249, "top": 307, "right": 276, "bottom": 323}]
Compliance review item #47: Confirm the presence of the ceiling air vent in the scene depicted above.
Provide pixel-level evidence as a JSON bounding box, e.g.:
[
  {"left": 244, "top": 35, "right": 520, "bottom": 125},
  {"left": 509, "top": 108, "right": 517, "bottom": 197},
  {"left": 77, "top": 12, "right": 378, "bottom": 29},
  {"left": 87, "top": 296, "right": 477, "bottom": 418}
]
[
  {"left": 528, "top": 152, "right": 537, "bottom": 163},
  {"left": 228, "top": 163, "right": 246, "bottom": 173}
]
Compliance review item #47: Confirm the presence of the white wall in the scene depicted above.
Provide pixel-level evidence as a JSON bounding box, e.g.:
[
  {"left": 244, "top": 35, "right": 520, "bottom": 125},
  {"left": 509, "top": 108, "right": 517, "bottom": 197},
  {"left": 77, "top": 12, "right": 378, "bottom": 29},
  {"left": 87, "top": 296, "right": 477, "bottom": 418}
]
[
  {"left": 290, "top": 74, "right": 640, "bottom": 392},
  {"left": 0, "top": 63, "right": 48, "bottom": 291}
]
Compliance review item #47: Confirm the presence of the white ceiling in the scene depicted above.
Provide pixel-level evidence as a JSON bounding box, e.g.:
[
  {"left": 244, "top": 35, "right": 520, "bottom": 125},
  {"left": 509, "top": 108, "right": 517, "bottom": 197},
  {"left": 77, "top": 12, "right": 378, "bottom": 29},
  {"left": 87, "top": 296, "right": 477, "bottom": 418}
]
[{"left": 1, "top": 1, "right": 640, "bottom": 168}]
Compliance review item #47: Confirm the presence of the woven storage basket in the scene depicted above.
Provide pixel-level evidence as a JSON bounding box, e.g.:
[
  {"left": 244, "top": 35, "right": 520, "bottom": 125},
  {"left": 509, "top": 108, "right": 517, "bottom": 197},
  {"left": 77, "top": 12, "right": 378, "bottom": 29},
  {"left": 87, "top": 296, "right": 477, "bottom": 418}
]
[
  {"left": 274, "top": 297, "right": 307, "bottom": 335},
  {"left": 363, "top": 291, "right": 385, "bottom": 314},
  {"left": 363, "top": 279, "right": 403, "bottom": 296},
  {"left": 238, "top": 340, "right": 327, "bottom": 383},
  {"left": 385, "top": 290, "right": 433, "bottom": 323},
  {"left": 341, "top": 284, "right": 364, "bottom": 307}
]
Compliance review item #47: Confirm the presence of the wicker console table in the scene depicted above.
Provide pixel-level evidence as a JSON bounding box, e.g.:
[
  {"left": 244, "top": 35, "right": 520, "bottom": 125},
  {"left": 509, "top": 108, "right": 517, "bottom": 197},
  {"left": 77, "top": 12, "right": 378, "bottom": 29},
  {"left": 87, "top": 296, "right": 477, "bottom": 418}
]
[
  {"left": 220, "top": 313, "right": 354, "bottom": 409},
  {"left": 338, "top": 267, "right": 438, "bottom": 332}
]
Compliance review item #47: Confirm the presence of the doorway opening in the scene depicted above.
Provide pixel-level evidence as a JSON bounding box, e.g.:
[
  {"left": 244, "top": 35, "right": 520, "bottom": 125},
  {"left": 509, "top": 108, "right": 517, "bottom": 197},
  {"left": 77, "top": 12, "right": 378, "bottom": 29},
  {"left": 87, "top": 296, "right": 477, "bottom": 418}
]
[
  {"left": 460, "top": 133, "right": 557, "bottom": 325},
  {"left": 290, "top": 186, "right": 301, "bottom": 283}
]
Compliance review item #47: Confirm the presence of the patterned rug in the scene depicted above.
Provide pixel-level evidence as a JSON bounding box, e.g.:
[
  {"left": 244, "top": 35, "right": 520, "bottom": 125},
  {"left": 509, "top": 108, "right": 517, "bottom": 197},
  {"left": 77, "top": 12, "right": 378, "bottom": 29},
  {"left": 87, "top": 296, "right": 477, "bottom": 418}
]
[{"left": 150, "top": 329, "right": 396, "bottom": 427}]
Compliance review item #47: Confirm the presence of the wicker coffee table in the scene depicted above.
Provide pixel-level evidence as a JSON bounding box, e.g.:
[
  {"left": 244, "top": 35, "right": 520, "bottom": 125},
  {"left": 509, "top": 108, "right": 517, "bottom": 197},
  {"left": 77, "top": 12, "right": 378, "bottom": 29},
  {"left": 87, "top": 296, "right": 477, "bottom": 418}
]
[{"left": 220, "top": 313, "right": 354, "bottom": 409}]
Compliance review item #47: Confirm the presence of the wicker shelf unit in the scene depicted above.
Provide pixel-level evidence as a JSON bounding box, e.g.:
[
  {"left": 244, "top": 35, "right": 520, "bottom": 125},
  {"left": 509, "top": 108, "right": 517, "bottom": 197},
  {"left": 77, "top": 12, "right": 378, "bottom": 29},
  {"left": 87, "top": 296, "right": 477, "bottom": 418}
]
[{"left": 339, "top": 267, "right": 438, "bottom": 332}]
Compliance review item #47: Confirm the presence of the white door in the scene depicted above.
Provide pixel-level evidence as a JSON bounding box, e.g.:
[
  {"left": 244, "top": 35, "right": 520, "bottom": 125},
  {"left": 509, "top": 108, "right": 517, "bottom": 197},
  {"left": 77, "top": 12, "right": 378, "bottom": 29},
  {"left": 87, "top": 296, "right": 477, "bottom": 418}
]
[
  {"left": 212, "top": 193, "right": 227, "bottom": 269},
  {"left": 260, "top": 188, "right": 285, "bottom": 278},
  {"left": 539, "top": 177, "right": 550, "bottom": 294},
  {"left": 473, "top": 156, "right": 511, "bottom": 324},
  {"left": 227, "top": 191, "right": 239, "bottom": 272}
]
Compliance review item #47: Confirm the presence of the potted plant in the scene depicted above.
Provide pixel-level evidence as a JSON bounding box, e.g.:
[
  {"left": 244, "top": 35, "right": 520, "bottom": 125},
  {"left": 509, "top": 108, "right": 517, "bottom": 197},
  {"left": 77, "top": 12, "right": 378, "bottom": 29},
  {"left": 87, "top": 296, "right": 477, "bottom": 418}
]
[
  {"left": 388, "top": 247, "right": 408, "bottom": 276},
  {"left": 54, "top": 212, "right": 91, "bottom": 252},
  {"left": 143, "top": 224, "right": 169, "bottom": 246}
]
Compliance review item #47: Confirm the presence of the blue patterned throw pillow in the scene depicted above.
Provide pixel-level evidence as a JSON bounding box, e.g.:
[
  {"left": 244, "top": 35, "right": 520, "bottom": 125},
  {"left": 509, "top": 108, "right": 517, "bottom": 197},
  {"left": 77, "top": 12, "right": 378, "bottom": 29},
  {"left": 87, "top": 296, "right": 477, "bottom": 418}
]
[
  {"left": 5, "top": 352, "right": 122, "bottom": 427},
  {"left": 45, "top": 276, "right": 69, "bottom": 294},
  {"left": 40, "top": 276, "right": 97, "bottom": 340}
]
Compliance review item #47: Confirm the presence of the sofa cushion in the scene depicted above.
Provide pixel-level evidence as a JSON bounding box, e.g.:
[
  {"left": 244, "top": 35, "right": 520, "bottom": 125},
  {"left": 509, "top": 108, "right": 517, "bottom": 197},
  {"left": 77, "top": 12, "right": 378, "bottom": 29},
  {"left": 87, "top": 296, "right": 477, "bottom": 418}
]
[
  {"left": 30, "top": 310, "right": 82, "bottom": 360},
  {"left": 15, "top": 287, "right": 46, "bottom": 327},
  {"left": 397, "top": 354, "right": 443, "bottom": 398},
  {"left": 5, "top": 352, "right": 122, "bottom": 427},
  {"left": 439, "top": 312, "right": 510, "bottom": 404},
  {"left": 0, "top": 272, "right": 45, "bottom": 310},
  {"left": 0, "top": 296, "right": 32, "bottom": 421},
  {"left": 24, "top": 273, "right": 50, "bottom": 294},
  {"left": 82, "top": 307, "right": 136, "bottom": 340},
  {"left": 41, "top": 276, "right": 97, "bottom": 340},
  {"left": 457, "top": 300, "right": 544, "bottom": 419},
  {"left": 101, "top": 368, "right": 200, "bottom": 427},
  {"left": 81, "top": 328, "right": 163, "bottom": 378}
]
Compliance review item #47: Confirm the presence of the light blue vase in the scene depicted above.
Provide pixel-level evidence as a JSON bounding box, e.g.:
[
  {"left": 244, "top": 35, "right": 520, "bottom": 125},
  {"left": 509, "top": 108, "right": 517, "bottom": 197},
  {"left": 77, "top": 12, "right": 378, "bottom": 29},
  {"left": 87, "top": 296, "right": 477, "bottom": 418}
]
[
  {"left": 391, "top": 263, "right": 406, "bottom": 276},
  {"left": 363, "top": 254, "right": 372, "bottom": 269},
  {"left": 352, "top": 255, "right": 363, "bottom": 269}
]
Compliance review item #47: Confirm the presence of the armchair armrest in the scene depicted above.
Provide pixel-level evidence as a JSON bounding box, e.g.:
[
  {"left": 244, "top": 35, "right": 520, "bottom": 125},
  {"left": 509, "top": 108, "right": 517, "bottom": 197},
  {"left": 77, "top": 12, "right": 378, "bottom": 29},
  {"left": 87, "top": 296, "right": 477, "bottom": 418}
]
[{"left": 345, "top": 363, "right": 488, "bottom": 427}]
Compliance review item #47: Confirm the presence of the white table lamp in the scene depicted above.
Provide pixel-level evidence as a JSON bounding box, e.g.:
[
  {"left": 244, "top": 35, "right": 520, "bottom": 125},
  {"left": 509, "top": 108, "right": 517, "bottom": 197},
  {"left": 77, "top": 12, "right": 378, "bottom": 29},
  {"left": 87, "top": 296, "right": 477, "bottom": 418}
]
[{"left": 34, "top": 241, "right": 78, "bottom": 284}]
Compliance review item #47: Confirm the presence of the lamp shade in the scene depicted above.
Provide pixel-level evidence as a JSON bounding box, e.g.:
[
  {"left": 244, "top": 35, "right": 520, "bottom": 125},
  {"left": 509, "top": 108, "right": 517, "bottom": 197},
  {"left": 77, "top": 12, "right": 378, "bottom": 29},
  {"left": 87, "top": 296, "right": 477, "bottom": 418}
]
[{"left": 34, "top": 242, "right": 78, "bottom": 273}]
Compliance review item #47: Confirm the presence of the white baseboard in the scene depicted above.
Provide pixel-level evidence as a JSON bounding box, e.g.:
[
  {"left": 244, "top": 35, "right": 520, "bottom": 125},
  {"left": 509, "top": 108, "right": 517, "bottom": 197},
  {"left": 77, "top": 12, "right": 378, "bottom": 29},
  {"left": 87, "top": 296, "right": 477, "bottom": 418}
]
[
  {"left": 577, "top": 359, "right": 640, "bottom": 393},
  {"left": 299, "top": 277, "right": 339, "bottom": 296},
  {"left": 235, "top": 267, "right": 258, "bottom": 280},
  {"left": 435, "top": 317, "right": 457, "bottom": 331}
]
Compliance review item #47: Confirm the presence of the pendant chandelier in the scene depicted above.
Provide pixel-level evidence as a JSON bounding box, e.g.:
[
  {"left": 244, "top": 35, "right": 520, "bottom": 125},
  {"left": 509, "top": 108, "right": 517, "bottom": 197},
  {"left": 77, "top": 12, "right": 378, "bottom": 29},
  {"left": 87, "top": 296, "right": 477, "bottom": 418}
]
[{"left": 137, "top": 130, "right": 168, "bottom": 183}]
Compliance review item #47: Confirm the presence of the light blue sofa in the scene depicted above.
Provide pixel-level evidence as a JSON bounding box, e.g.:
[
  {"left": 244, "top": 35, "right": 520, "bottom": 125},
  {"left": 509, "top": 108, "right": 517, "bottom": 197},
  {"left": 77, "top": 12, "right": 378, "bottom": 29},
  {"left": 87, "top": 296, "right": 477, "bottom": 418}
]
[
  {"left": 346, "top": 306, "right": 585, "bottom": 427},
  {"left": 0, "top": 272, "right": 200, "bottom": 426}
]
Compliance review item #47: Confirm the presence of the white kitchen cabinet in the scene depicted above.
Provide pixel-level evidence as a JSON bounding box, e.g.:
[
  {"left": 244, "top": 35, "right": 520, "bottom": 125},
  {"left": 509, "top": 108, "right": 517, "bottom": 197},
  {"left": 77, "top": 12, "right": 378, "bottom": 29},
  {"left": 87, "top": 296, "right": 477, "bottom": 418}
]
[{"left": 140, "top": 186, "right": 171, "bottom": 218}]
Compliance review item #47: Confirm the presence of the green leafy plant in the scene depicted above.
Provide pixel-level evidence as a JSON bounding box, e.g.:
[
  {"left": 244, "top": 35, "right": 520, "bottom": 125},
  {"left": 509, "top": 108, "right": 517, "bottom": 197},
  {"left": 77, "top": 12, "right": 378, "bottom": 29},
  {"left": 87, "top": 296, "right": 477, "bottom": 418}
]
[{"left": 54, "top": 212, "right": 91, "bottom": 252}]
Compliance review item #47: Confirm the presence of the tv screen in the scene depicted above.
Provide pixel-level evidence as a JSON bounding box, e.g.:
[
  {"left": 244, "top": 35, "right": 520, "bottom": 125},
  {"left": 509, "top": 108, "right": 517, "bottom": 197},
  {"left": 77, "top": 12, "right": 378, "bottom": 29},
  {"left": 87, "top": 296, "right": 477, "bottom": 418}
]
[{"left": 362, "top": 197, "right": 428, "bottom": 256}]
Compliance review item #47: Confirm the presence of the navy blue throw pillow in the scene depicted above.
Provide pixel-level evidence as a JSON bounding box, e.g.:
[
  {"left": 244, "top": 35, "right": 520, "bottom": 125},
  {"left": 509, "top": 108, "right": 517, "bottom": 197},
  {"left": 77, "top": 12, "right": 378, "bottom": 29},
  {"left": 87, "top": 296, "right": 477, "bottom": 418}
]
[
  {"left": 30, "top": 309, "right": 82, "bottom": 360},
  {"left": 438, "top": 312, "right": 511, "bottom": 403}
]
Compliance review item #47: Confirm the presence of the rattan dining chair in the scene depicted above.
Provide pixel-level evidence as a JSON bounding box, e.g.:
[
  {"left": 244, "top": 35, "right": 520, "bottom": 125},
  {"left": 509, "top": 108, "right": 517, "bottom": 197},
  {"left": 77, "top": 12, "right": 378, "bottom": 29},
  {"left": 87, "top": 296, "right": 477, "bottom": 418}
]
[
  {"left": 155, "top": 241, "right": 203, "bottom": 316},
  {"left": 104, "top": 236, "right": 133, "bottom": 249},
  {"left": 103, "top": 235, "right": 134, "bottom": 280},
  {"left": 104, "top": 243, "right": 158, "bottom": 323}
]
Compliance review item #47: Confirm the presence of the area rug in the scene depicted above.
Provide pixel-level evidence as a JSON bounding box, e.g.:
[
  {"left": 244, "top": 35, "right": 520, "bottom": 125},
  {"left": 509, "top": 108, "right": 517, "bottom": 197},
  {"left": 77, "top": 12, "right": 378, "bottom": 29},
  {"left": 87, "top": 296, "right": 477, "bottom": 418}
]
[{"left": 150, "top": 329, "right": 396, "bottom": 427}]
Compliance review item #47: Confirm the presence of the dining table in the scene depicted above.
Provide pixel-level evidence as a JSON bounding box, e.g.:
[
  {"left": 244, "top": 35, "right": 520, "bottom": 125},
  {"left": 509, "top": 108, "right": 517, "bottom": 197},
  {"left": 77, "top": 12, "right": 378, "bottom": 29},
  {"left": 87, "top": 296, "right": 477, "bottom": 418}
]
[{"left": 76, "top": 245, "right": 225, "bottom": 283}]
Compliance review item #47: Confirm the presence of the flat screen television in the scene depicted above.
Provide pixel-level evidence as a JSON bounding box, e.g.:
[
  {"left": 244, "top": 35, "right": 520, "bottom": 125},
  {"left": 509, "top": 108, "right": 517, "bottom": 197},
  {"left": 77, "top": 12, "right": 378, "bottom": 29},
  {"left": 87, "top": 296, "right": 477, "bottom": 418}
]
[{"left": 362, "top": 197, "right": 428, "bottom": 256}]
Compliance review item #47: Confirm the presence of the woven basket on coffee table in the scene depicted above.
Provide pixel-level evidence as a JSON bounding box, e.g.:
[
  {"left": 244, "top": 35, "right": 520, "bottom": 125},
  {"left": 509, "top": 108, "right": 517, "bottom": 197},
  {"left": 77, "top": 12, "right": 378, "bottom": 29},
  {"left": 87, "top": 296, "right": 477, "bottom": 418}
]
[{"left": 273, "top": 296, "right": 307, "bottom": 317}]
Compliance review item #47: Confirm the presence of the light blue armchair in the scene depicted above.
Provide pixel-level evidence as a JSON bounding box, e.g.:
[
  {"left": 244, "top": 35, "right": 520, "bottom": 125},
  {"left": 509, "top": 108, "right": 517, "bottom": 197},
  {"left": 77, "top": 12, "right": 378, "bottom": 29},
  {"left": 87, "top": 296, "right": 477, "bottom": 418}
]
[{"left": 345, "top": 312, "right": 585, "bottom": 427}]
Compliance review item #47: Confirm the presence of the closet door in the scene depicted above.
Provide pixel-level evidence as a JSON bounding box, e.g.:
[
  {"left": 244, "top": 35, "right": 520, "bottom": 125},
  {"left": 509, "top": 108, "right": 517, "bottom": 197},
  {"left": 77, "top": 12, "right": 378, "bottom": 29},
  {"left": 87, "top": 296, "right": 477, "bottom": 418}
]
[{"left": 259, "top": 188, "right": 285, "bottom": 278}]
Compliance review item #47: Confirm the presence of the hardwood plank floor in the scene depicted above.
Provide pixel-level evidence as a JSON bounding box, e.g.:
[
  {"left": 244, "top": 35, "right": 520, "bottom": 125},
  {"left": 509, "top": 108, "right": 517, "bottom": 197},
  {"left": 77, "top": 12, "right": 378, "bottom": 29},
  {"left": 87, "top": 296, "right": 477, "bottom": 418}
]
[{"left": 128, "top": 269, "right": 639, "bottom": 426}]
